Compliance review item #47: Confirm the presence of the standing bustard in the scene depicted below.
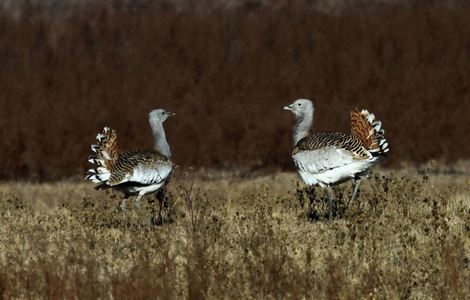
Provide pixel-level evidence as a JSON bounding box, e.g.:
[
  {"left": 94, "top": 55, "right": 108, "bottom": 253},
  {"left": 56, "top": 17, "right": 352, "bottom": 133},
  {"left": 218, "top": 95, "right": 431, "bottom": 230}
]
[
  {"left": 86, "top": 109, "right": 175, "bottom": 210},
  {"left": 284, "top": 99, "right": 389, "bottom": 219}
]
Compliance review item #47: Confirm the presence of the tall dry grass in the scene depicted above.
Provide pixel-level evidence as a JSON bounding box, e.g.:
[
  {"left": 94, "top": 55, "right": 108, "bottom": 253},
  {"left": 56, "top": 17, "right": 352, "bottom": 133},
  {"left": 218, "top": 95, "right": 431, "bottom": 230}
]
[
  {"left": 0, "top": 168, "right": 469, "bottom": 298},
  {"left": 1, "top": 1, "right": 469, "bottom": 179}
]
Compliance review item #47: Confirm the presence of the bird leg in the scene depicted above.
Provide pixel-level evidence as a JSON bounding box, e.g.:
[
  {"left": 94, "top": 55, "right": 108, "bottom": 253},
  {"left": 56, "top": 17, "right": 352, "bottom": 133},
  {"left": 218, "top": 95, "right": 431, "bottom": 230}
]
[
  {"left": 157, "top": 187, "right": 167, "bottom": 225},
  {"left": 135, "top": 193, "right": 143, "bottom": 209},
  {"left": 349, "top": 179, "right": 362, "bottom": 207},
  {"left": 119, "top": 198, "right": 128, "bottom": 211},
  {"left": 326, "top": 185, "right": 335, "bottom": 220},
  {"left": 159, "top": 197, "right": 164, "bottom": 225}
]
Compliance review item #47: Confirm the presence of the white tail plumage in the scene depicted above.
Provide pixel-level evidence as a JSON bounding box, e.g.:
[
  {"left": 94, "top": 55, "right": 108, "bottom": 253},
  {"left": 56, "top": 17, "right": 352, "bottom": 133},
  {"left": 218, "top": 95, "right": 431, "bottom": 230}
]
[
  {"left": 360, "top": 109, "right": 389, "bottom": 156},
  {"left": 85, "top": 127, "right": 117, "bottom": 184},
  {"left": 351, "top": 108, "right": 389, "bottom": 157}
]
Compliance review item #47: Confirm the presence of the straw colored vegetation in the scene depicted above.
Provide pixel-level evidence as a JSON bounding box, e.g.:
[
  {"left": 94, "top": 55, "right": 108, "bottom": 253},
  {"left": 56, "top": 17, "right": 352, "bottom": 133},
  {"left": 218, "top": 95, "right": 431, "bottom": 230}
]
[{"left": 0, "top": 167, "right": 469, "bottom": 298}]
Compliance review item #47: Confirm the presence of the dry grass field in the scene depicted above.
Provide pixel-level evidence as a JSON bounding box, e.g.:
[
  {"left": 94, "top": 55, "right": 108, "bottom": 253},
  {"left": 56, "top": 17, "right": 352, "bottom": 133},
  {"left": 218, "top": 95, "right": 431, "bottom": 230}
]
[{"left": 1, "top": 164, "right": 469, "bottom": 299}]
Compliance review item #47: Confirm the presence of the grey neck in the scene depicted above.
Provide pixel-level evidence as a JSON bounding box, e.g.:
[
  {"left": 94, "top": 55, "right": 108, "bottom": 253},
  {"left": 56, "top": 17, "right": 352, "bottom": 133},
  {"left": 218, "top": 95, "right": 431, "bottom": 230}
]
[
  {"left": 293, "top": 112, "right": 313, "bottom": 146},
  {"left": 150, "top": 121, "right": 171, "bottom": 158}
]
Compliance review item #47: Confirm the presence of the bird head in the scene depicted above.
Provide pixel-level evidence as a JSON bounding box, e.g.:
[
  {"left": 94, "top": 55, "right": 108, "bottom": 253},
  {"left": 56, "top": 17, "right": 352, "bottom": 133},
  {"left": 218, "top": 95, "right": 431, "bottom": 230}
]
[
  {"left": 283, "top": 99, "right": 314, "bottom": 119},
  {"left": 149, "top": 108, "right": 176, "bottom": 124}
]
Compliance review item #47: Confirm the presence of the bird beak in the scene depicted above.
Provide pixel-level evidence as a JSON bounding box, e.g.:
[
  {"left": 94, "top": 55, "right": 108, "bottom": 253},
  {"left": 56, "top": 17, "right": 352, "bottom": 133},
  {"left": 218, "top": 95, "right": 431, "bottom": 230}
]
[
  {"left": 167, "top": 111, "right": 176, "bottom": 116},
  {"left": 283, "top": 104, "right": 293, "bottom": 111}
]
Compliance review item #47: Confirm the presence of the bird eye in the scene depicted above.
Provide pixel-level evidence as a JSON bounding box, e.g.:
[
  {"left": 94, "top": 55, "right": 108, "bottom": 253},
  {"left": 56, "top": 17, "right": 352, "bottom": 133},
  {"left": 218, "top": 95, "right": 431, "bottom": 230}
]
[
  {"left": 297, "top": 103, "right": 301, "bottom": 106},
  {"left": 161, "top": 112, "right": 165, "bottom": 115}
]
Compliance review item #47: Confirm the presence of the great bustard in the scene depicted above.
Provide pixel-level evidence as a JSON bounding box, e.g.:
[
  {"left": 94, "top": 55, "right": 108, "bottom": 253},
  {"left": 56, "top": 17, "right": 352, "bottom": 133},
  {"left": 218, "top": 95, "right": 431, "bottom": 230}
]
[
  {"left": 86, "top": 109, "right": 175, "bottom": 210},
  {"left": 284, "top": 99, "right": 389, "bottom": 218}
]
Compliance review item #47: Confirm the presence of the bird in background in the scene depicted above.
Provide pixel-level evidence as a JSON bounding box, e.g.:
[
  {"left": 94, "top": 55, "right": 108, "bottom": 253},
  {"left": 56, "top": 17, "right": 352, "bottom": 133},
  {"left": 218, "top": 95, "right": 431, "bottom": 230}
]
[
  {"left": 86, "top": 109, "right": 175, "bottom": 213},
  {"left": 284, "top": 99, "right": 389, "bottom": 219}
]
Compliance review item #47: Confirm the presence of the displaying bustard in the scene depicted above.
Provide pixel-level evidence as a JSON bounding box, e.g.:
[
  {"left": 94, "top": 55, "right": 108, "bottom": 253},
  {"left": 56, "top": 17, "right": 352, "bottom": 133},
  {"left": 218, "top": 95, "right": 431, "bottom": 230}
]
[
  {"left": 86, "top": 109, "right": 175, "bottom": 210},
  {"left": 284, "top": 99, "right": 389, "bottom": 218}
]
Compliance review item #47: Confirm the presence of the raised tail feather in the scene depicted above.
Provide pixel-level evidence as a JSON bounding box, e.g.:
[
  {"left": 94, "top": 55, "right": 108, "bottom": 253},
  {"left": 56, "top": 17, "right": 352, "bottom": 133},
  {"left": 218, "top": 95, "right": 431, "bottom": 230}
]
[
  {"left": 85, "top": 127, "right": 119, "bottom": 184},
  {"left": 351, "top": 108, "right": 389, "bottom": 156}
]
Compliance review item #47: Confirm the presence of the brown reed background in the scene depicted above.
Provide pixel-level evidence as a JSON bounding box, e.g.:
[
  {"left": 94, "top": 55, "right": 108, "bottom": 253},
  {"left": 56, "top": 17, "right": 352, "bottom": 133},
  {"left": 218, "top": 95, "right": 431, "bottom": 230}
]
[{"left": 0, "top": 1, "right": 469, "bottom": 180}]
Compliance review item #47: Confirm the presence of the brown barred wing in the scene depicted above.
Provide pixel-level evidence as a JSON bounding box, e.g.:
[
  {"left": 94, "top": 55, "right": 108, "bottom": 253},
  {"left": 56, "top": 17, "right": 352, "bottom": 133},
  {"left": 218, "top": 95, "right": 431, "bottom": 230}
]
[
  {"left": 294, "top": 132, "right": 371, "bottom": 160},
  {"left": 107, "top": 151, "right": 171, "bottom": 186}
]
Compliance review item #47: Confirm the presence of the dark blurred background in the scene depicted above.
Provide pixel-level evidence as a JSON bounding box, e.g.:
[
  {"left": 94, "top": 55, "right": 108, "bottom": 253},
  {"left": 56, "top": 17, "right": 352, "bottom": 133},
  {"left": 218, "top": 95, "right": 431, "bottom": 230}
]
[{"left": 0, "top": 0, "right": 469, "bottom": 180}]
